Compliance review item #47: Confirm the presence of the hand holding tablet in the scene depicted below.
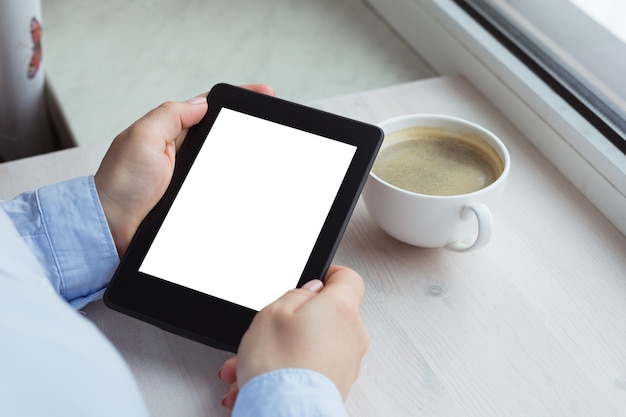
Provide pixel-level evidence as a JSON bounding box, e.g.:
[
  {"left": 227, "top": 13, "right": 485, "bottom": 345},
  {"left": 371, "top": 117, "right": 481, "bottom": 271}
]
[{"left": 104, "top": 84, "right": 383, "bottom": 352}]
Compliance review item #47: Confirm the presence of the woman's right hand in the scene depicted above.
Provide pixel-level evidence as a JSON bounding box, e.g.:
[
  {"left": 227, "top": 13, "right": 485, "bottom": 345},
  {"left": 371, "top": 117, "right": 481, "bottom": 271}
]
[{"left": 220, "top": 265, "right": 370, "bottom": 408}]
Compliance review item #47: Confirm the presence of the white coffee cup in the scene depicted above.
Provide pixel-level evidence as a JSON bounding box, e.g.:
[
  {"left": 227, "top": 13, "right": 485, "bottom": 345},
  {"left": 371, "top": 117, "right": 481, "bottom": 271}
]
[{"left": 363, "top": 114, "right": 510, "bottom": 251}]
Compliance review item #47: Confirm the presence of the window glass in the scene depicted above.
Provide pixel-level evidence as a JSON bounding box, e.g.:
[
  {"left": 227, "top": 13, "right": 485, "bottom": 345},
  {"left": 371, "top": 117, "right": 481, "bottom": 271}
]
[
  {"left": 569, "top": 0, "right": 626, "bottom": 43},
  {"left": 454, "top": 0, "right": 626, "bottom": 154}
]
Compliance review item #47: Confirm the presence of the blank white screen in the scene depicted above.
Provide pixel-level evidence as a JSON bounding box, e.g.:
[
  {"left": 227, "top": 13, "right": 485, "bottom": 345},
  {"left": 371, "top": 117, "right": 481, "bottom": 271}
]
[{"left": 139, "top": 108, "right": 357, "bottom": 311}]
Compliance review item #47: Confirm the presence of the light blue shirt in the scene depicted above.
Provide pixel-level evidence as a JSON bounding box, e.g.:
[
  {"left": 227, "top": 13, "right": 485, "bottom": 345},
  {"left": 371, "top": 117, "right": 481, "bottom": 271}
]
[{"left": 0, "top": 176, "right": 348, "bottom": 417}]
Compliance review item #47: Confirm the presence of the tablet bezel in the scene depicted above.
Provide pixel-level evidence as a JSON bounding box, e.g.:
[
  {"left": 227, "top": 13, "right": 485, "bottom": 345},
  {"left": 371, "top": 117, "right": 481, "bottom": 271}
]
[{"left": 104, "top": 83, "right": 383, "bottom": 352}]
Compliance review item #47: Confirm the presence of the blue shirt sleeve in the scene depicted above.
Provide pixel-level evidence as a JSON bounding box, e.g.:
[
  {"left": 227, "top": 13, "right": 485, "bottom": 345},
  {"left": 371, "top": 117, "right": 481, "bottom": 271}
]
[
  {"left": 0, "top": 196, "right": 150, "bottom": 417},
  {"left": 0, "top": 176, "right": 119, "bottom": 309},
  {"left": 233, "top": 369, "right": 349, "bottom": 417}
]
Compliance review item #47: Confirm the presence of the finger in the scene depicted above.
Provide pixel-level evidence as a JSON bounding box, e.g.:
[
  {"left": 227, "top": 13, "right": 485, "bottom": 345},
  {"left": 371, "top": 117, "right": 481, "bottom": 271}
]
[
  {"left": 264, "top": 286, "right": 320, "bottom": 314},
  {"left": 152, "top": 84, "right": 273, "bottom": 136},
  {"left": 320, "top": 266, "right": 366, "bottom": 307},
  {"left": 160, "top": 99, "right": 208, "bottom": 131},
  {"left": 320, "top": 266, "right": 370, "bottom": 360},
  {"left": 188, "top": 84, "right": 275, "bottom": 101},
  {"left": 126, "top": 99, "right": 206, "bottom": 153},
  {"left": 301, "top": 279, "right": 324, "bottom": 293},
  {"left": 218, "top": 356, "right": 238, "bottom": 384},
  {"left": 240, "top": 84, "right": 276, "bottom": 96},
  {"left": 171, "top": 85, "right": 273, "bottom": 151},
  {"left": 221, "top": 383, "right": 239, "bottom": 410}
]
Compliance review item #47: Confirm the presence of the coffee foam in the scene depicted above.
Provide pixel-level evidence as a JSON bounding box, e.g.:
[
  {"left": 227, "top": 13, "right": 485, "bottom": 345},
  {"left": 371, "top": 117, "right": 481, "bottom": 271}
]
[{"left": 372, "top": 126, "right": 504, "bottom": 196}]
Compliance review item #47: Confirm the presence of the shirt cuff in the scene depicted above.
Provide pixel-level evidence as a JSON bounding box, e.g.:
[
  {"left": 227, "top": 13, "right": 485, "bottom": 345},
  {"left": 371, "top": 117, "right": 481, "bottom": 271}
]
[
  {"left": 233, "top": 369, "right": 349, "bottom": 417},
  {"left": 2, "top": 176, "right": 119, "bottom": 309}
]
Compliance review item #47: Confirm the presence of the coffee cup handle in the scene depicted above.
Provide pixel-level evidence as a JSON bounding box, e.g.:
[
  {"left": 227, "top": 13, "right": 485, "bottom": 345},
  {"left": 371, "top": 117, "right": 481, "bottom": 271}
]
[{"left": 445, "top": 203, "right": 493, "bottom": 252}]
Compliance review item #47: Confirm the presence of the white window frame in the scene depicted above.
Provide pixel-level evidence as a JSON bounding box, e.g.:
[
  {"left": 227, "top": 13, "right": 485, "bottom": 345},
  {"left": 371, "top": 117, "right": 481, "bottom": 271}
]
[{"left": 365, "top": 0, "right": 626, "bottom": 236}]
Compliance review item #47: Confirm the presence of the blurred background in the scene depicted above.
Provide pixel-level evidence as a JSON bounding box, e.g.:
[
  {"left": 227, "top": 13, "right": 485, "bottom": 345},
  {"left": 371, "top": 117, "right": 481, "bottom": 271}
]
[
  {"left": 3, "top": 0, "right": 621, "bottom": 162},
  {"left": 0, "top": 0, "right": 433, "bottom": 161}
]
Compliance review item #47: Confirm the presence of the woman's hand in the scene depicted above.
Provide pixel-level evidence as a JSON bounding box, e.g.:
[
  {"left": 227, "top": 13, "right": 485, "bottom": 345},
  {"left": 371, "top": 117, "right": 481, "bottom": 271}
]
[
  {"left": 219, "top": 266, "right": 369, "bottom": 408},
  {"left": 94, "top": 85, "right": 275, "bottom": 257}
]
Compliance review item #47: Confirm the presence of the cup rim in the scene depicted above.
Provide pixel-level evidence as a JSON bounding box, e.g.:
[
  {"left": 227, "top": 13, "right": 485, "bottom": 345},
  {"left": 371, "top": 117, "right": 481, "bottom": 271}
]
[{"left": 370, "top": 113, "right": 511, "bottom": 199}]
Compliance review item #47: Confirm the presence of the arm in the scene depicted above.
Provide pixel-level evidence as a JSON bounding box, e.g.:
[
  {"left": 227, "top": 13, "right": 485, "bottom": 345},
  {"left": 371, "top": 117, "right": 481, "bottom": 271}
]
[
  {"left": 0, "top": 95, "right": 209, "bottom": 308},
  {"left": 0, "top": 192, "right": 148, "bottom": 417},
  {"left": 0, "top": 96, "right": 208, "bottom": 308},
  {"left": 1, "top": 176, "right": 118, "bottom": 308},
  {"left": 1, "top": 85, "right": 272, "bottom": 308}
]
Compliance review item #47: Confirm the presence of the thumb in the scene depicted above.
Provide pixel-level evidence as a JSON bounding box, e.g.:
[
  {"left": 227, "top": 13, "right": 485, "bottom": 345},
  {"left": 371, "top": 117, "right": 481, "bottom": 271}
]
[
  {"left": 302, "top": 279, "right": 324, "bottom": 293},
  {"left": 134, "top": 97, "right": 207, "bottom": 151},
  {"left": 182, "top": 94, "right": 210, "bottom": 122},
  {"left": 265, "top": 279, "right": 324, "bottom": 313}
]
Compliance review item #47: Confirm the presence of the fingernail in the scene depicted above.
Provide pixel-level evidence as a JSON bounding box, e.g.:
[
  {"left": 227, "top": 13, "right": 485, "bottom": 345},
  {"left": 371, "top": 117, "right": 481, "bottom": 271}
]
[
  {"left": 302, "top": 279, "right": 324, "bottom": 293},
  {"left": 186, "top": 96, "right": 206, "bottom": 105}
]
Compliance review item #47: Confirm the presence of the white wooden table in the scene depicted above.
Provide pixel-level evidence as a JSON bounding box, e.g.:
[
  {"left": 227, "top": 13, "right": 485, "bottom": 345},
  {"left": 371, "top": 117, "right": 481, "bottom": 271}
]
[{"left": 1, "top": 75, "right": 625, "bottom": 417}]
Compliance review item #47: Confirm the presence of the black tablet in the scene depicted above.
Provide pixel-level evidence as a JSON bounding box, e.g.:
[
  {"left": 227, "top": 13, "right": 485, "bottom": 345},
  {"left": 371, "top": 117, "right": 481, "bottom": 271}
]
[{"left": 104, "top": 83, "right": 383, "bottom": 352}]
